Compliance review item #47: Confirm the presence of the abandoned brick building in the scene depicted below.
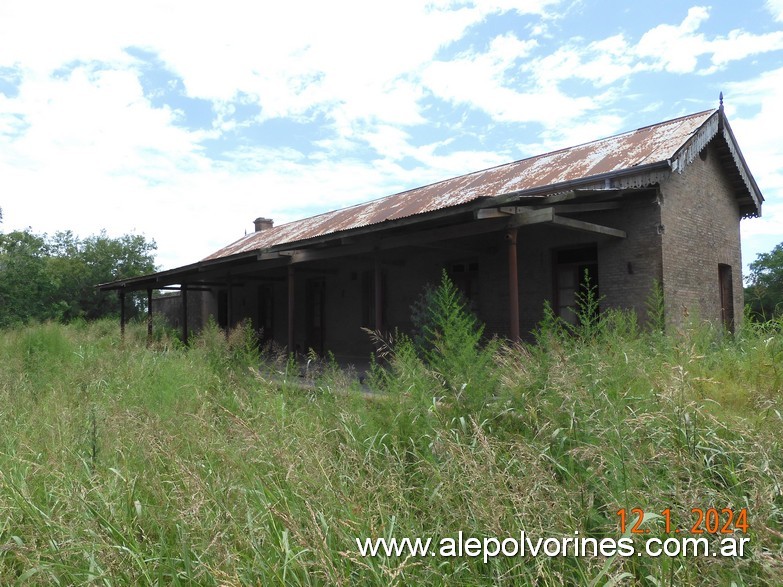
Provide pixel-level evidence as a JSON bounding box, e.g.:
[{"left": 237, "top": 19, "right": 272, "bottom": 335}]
[{"left": 100, "top": 105, "right": 763, "bottom": 359}]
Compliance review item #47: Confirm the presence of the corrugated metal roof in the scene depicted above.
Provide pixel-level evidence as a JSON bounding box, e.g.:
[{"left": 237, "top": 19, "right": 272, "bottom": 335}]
[{"left": 205, "top": 109, "right": 717, "bottom": 260}]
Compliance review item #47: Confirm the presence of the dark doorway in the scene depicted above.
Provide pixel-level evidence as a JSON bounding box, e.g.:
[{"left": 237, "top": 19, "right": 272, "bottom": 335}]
[
  {"left": 361, "top": 270, "right": 386, "bottom": 329},
  {"left": 448, "top": 260, "right": 480, "bottom": 313},
  {"left": 719, "top": 264, "right": 734, "bottom": 333},
  {"left": 554, "top": 245, "right": 599, "bottom": 325},
  {"left": 256, "top": 285, "right": 274, "bottom": 343},
  {"left": 217, "top": 290, "right": 228, "bottom": 329},
  {"left": 306, "top": 278, "right": 326, "bottom": 355}
]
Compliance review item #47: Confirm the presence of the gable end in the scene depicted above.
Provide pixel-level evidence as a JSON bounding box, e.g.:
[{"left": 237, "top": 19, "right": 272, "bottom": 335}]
[{"left": 670, "top": 110, "right": 762, "bottom": 218}]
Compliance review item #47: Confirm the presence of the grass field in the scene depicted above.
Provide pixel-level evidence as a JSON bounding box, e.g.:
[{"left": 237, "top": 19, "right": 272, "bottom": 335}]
[{"left": 1, "top": 290, "right": 782, "bottom": 585}]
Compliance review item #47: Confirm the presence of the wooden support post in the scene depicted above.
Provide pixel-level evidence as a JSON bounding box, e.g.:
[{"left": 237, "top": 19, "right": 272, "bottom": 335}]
[
  {"left": 226, "top": 277, "right": 233, "bottom": 336},
  {"left": 287, "top": 265, "right": 295, "bottom": 354},
  {"left": 507, "top": 228, "right": 520, "bottom": 342},
  {"left": 374, "top": 251, "right": 383, "bottom": 333},
  {"left": 181, "top": 284, "right": 189, "bottom": 345},
  {"left": 146, "top": 288, "right": 153, "bottom": 344},
  {"left": 119, "top": 290, "right": 126, "bottom": 340}
]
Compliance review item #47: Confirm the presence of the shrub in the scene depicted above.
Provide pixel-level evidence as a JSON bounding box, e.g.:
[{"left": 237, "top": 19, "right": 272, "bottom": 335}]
[
  {"left": 414, "top": 271, "right": 498, "bottom": 411},
  {"left": 193, "top": 318, "right": 260, "bottom": 376}
]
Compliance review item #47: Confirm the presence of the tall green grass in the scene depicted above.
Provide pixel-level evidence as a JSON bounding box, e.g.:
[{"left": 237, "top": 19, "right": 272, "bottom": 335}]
[{"left": 0, "top": 294, "right": 781, "bottom": 585}]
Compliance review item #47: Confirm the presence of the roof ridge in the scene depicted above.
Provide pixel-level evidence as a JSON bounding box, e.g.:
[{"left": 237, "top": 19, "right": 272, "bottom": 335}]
[
  {"left": 251, "top": 109, "right": 717, "bottom": 234},
  {"left": 203, "top": 107, "right": 720, "bottom": 261}
]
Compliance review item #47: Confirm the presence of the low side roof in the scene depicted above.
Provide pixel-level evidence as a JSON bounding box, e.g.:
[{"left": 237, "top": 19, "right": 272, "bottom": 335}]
[{"left": 205, "top": 107, "right": 760, "bottom": 261}]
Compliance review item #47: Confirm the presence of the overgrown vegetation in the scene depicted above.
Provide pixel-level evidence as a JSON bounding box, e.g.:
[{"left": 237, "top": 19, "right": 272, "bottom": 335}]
[
  {"left": 745, "top": 240, "right": 783, "bottom": 320},
  {"left": 0, "top": 228, "right": 156, "bottom": 327},
  {"left": 1, "top": 277, "right": 782, "bottom": 585}
]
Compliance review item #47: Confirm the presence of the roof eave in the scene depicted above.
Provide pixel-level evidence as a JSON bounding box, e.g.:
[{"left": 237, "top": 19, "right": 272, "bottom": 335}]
[
  {"left": 102, "top": 161, "right": 678, "bottom": 292},
  {"left": 719, "top": 113, "right": 764, "bottom": 217},
  {"left": 103, "top": 107, "right": 767, "bottom": 291},
  {"left": 668, "top": 109, "right": 763, "bottom": 217},
  {"left": 97, "top": 250, "right": 261, "bottom": 291}
]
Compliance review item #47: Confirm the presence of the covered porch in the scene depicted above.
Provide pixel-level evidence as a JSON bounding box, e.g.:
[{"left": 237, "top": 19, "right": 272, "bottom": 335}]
[{"left": 99, "top": 188, "right": 655, "bottom": 357}]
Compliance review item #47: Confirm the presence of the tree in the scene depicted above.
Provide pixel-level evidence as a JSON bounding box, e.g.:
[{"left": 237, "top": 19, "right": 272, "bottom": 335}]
[
  {"left": 0, "top": 229, "right": 156, "bottom": 327},
  {"left": 77, "top": 232, "right": 157, "bottom": 319},
  {"left": 745, "top": 241, "right": 783, "bottom": 320},
  {"left": 0, "top": 230, "right": 53, "bottom": 326}
]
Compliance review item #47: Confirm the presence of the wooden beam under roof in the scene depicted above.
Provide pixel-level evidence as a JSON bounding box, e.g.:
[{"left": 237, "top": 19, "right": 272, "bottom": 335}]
[
  {"left": 550, "top": 215, "right": 627, "bottom": 238},
  {"left": 476, "top": 201, "right": 622, "bottom": 220},
  {"left": 279, "top": 217, "right": 509, "bottom": 264},
  {"left": 507, "top": 207, "right": 626, "bottom": 238}
]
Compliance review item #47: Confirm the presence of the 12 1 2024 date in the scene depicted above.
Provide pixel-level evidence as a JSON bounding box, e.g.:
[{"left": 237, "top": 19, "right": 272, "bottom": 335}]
[{"left": 617, "top": 508, "right": 749, "bottom": 534}]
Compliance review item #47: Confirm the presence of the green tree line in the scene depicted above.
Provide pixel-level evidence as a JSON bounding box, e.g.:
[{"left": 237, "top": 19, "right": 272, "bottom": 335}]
[
  {"left": 745, "top": 241, "right": 783, "bottom": 319},
  {"left": 0, "top": 216, "right": 156, "bottom": 327}
]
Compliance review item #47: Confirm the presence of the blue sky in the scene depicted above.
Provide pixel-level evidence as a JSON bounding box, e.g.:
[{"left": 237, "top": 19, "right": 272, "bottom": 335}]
[{"left": 1, "top": 0, "right": 781, "bottom": 275}]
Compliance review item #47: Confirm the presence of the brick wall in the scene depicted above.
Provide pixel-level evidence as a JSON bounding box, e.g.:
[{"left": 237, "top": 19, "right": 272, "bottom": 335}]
[
  {"left": 159, "top": 148, "right": 748, "bottom": 353},
  {"left": 477, "top": 201, "right": 664, "bottom": 338},
  {"left": 151, "top": 290, "right": 210, "bottom": 336},
  {"left": 659, "top": 139, "right": 744, "bottom": 329},
  {"left": 180, "top": 200, "right": 668, "bottom": 353}
]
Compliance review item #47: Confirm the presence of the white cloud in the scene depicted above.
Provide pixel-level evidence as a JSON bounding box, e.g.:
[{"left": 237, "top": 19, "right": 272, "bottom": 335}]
[
  {"left": 475, "top": 0, "right": 562, "bottom": 15},
  {"left": 0, "top": 0, "right": 568, "bottom": 269},
  {"left": 706, "top": 29, "right": 783, "bottom": 72},
  {"left": 147, "top": 0, "right": 556, "bottom": 130},
  {"left": 0, "top": 0, "right": 573, "bottom": 156},
  {"left": 722, "top": 67, "right": 783, "bottom": 267},
  {"left": 532, "top": 113, "right": 626, "bottom": 154},
  {"left": 7, "top": 66, "right": 204, "bottom": 176},
  {"left": 529, "top": 34, "right": 638, "bottom": 88},
  {"left": 0, "top": 61, "right": 212, "bottom": 269},
  {"left": 635, "top": 6, "right": 783, "bottom": 75},
  {"left": 1, "top": 0, "right": 781, "bottom": 274},
  {"left": 767, "top": 0, "right": 783, "bottom": 20},
  {"left": 522, "top": 6, "right": 783, "bottom": 92},
  {"left": 422, "top": 32, "right": 609, "bottom": 128},
  {"left": 636, "top": 6, "right": 711, "bottom": 73},
  {"left": 724, "top": 67, "right": 783, "bottom": 194},
  {"left": 424, "top": 5, "right": 783, "bottom": 146}
]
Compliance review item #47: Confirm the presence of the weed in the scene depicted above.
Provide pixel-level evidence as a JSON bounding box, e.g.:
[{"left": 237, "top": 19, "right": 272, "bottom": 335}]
[{"left": 0, "top": 315, "right": 781, "bottom": 585}]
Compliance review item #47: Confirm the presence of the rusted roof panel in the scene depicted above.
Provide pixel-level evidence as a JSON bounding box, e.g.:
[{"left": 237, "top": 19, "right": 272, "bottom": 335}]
[{"left": 205, "top": 109, "right": 716, "bottom": 260}]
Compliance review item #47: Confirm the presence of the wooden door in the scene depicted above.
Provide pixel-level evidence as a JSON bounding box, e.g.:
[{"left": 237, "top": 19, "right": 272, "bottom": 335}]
[{"left": 719, "top": 264, "right": 734, "bottom": 333}]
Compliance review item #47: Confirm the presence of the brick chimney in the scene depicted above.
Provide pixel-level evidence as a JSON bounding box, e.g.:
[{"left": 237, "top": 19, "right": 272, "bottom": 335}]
[{"left": 254, "top": 217, "right": 274, "bottom": 232}]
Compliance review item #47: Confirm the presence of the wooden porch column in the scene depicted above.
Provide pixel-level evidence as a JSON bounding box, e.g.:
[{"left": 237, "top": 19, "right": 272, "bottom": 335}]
[
  {"left": 374, "top": 251, "right": 383, "bottom": 332},
  {"left": 226, "top": 276, "right": 233, "bottom": 335},
  {"left": 507, "top": 228, "right": 520, "bottom": 342},
  {"left": 146, "top": 288, "right": 153, "bottom": 344},
  {"left": 181, "top": 284, "right": 189, "bottom": 345},
  {"left": 119, "top": 290, "right": 126, "bottom": 340},
  {"left": 287, "top": 265, "right": 295, "bottom": 354}
]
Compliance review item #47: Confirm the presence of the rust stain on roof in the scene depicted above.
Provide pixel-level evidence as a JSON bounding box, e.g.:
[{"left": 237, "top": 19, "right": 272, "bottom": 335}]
[{"left": 205, "top": 109, "right": 716, "bottom": 260}]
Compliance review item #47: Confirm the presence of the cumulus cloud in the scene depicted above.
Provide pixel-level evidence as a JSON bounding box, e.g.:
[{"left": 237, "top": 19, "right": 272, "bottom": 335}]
[
  {"left": 723, "top": 67, "right": 783, "bottom": 256},
  {"left": 420, "top": 5, "right": 783, "bottom": 144},
  {"left": 634, "top": 6, "right": 783, "bottom": 74},
  {"left": 724, "top": 68, "right": 783, "bottom": 192},
  {"left": 767, "top": 0, "right": 783, "bottom": 20},
  {"left": 635, "top": 6, "right": 712, "bottom": 73},
  {"left": 0, "top": 0, "right": 781, "bottom": 271}
]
